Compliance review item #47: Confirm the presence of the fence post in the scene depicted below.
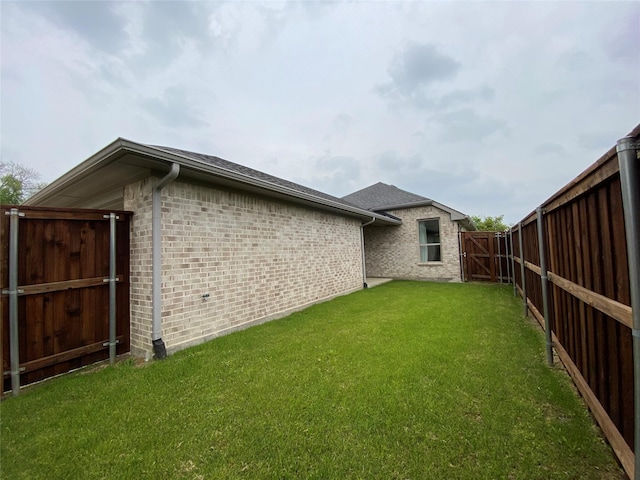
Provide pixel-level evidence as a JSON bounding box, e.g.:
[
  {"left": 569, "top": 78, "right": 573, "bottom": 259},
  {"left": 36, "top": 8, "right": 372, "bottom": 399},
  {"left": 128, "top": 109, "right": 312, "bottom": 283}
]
[
  {"left": 104, "top": 213, "right": 119, "bottom": 365},
  {"left": 518, "top": 223, "right": 528, "bottom": 316},
  {"left": 458, "top": 232, "right": 466, "bottom": 282},
  {"left": 616, "top": 136, "right": 640, "bottom": 480},
  {"left": 3, "top": 208, "right": 24, "bottom": 395},
  {"left": 536, "top": 207, "right": 554, "bottom": 366},
  {"left": 504, "top": 231, "right": 511, "bottom": 284},
  {"left": 510, "top": 228, "right": 516, "bottom": 296},
  {"left": 496, "top": 232, "right": 503, "bottom": 283}
]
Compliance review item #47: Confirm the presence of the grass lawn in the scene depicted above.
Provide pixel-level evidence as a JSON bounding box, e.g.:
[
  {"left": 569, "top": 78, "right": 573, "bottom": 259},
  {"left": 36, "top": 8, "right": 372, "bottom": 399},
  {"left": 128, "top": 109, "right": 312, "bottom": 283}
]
[{"left": 0, "top": 281, "right": 624, "bottom": 479}]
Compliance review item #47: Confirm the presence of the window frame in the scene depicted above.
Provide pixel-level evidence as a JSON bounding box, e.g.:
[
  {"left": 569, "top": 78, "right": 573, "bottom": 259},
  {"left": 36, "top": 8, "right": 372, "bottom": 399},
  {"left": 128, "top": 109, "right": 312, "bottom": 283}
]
[{"left": 417, "top": 218, "right": 442, "bottom": 263}]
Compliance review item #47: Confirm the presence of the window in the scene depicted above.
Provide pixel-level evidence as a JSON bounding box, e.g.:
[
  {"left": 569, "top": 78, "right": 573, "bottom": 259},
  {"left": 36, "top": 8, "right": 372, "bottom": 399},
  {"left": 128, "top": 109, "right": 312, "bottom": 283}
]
[{"left": 419, "top": 219, "right": 441, "bottom": 262}]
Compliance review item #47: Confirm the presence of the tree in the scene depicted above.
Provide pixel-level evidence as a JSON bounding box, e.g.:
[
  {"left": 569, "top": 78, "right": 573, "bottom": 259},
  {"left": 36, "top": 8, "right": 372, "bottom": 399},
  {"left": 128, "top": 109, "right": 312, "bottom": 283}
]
[
  {"left": 470, "top": 215, "right": 510, "bottom": 232},
  {"left": 0, "top": 161, "right": 46, "bottom": 205}
]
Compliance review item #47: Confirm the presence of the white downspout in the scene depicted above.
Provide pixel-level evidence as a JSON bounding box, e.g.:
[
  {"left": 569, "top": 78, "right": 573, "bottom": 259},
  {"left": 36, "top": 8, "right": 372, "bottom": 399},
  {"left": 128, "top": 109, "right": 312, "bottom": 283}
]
[
  {"left": 152, "top": 163, "right": 180, "bottom": 359},
  {"left": 361, "top": 217, "right": 375, "bottom": 288}
]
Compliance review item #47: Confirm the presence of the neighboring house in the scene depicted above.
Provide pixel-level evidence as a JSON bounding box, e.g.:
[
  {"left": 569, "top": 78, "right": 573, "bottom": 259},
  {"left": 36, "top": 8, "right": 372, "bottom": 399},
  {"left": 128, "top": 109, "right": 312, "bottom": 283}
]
[
  {"left": 342, "top": 182, "right": 475, "bottom": 282},
  {"left": 25, "top": 139, "right": 472, "bottom": 359}
]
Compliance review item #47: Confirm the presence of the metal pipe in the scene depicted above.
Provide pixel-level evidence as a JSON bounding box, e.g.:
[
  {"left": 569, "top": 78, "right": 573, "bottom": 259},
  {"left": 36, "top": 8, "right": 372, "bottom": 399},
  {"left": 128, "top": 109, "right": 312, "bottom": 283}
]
[
  {"left": 360, "top": 217, "right": 375, "bottom": 288},
  {"left": 152, "top": 163, "right": 180, "bottom": 359},
  {"left": 505, "top": 230, "right": 511, "bottom": 284},
  {"left": 616, "top": 136, "right": 640, "bottom": 480},
  {"left": 496, "top": 232, "right": 503, "bottom": 284},
  {"left": 5, "top": 208, "right": 22, "bottom": 395},
  {"left": 509, "top": 228, "right": 516, "bottom": 294},
  {"left": 518, "top": 222, "right": 528, "bottom": 316},
  {"left": 108, "top": 213, "right": 117, "bottom": 365},
  {"left": 458, "top": 231, "right": 466, "bottom": 282},
  {"left": 536, "top": 206, "right": 553, "bottom": 366}
]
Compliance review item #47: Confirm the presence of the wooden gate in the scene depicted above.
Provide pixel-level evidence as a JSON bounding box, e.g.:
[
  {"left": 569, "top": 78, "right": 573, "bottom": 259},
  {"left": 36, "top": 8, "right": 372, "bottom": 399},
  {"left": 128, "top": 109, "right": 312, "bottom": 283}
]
[
  {"left": 1, "top": 206, "right": 131, "bottom": 395},
  {"left": 461, "top": 231, "right": 511, "bottom": 283}
]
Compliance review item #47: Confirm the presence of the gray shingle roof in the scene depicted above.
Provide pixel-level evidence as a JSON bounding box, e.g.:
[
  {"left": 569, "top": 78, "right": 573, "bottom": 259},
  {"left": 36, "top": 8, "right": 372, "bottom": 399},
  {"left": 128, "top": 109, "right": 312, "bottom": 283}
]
[
  {"left": 342, "top": 181, "right": 474, "bottom": 229},
  {"left": 152, "top": 145, "right": 357, "bottom": 208},
  {"left": 341, "top": 182, "right": 432, "bottom": 211}
]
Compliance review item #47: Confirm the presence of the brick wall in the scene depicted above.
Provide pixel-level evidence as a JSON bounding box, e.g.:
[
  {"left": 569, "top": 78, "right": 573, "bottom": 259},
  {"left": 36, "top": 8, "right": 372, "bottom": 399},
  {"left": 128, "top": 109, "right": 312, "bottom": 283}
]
[
  {"left": 124, "top": 179, "right": 363, "bottom": 357},
  {"left": 124, "top": 178, "right": 153, "bottom": 357},
  {"left": 364, "top": 205, "right": 463, "bottom": 281}
]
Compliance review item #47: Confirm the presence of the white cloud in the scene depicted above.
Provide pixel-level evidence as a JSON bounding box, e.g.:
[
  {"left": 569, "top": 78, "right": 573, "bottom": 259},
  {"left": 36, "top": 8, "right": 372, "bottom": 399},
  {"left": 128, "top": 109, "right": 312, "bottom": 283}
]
[{"left": 1, "top": 0, "right": 638, "bottom": 224}]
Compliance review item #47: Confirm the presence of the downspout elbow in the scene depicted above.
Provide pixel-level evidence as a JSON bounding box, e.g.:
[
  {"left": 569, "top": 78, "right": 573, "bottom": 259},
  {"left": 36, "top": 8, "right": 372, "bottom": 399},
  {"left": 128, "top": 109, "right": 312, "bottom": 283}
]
[{"left": 156, "top": 162, "right": 180, "bottom": 190}]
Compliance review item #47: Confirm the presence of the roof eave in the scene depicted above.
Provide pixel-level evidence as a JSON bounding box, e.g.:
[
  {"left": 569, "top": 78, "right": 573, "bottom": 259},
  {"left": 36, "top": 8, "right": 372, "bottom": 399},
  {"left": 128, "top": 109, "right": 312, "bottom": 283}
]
[
  {"left": 25, "top": 139, "right": 402, "bottom": 226},
  {"left": 145, "top": 145, "right": 401, "bottom": 225},
  {"left": 24, "top": 138, "right": 129, "bottom": 206},
  {"left": 371, "top": 199, "right": 475, "bottom": 230}
]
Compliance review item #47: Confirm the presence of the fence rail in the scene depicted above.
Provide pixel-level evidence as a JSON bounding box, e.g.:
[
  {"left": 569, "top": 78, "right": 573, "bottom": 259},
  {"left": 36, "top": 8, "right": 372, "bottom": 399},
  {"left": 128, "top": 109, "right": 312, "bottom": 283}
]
[{"left": 511, "top": 124, "right": 640, "bottom": 479}]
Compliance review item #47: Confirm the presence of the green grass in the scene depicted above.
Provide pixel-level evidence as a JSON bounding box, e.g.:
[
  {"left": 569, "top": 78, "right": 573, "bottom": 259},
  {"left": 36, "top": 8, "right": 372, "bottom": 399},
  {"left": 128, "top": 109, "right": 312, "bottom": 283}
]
[{"left": 0, "top": 281, "right": 623, "bottom": 479}]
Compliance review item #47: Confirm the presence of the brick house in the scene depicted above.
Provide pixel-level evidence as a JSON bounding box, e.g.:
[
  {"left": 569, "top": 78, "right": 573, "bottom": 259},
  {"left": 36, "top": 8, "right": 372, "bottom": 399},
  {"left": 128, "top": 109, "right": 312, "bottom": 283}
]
[
  {"left": 26, "top": 139, "right": 473, "bottom": 359},
  {"left": 343, "top": 182, "right": 475, "bottom": 282}
]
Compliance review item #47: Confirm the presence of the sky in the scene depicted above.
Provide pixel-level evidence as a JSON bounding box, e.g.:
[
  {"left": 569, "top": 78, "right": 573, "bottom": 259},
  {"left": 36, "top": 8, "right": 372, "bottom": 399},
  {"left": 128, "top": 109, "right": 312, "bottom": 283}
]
[{"left": 1, "top": 1, "right": 638, "bottom": 224}]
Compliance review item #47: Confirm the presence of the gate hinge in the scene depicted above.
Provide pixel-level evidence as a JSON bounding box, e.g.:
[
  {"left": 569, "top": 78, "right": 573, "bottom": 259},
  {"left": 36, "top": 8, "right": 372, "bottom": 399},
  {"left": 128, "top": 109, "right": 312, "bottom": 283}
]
[{"left": 102, "top": 339, "right": 121, "bottom": 347}]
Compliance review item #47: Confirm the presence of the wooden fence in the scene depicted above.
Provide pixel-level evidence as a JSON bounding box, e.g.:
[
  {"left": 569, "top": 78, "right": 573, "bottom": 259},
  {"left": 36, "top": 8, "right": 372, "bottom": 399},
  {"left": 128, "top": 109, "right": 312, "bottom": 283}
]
[
  {"left": 511, "top": 124, "right": 640, "bottom": 478},
  {"left": 1, "top": 206, "right": 132, "bottom": 396},
  {"left": 460, "top": 231, "right": 511, "bottom": 283}
]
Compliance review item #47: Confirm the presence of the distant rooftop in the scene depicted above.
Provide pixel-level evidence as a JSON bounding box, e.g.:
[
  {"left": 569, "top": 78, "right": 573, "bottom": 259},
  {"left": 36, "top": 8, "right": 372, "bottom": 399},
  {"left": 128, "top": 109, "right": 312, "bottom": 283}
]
[{"left": 343, "top": 181, "right": 474, "bottom": 229}]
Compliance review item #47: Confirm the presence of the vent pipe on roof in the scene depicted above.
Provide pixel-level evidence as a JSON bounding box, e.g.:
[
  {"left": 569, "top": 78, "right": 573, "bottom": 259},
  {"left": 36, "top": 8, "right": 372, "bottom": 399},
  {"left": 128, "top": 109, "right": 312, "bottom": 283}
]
[
  {"left": 152, "top": 163, "right": 180, "bottom": 360},
  {"left": 361, "top": 217, "right": 375, "bottom": 288}
]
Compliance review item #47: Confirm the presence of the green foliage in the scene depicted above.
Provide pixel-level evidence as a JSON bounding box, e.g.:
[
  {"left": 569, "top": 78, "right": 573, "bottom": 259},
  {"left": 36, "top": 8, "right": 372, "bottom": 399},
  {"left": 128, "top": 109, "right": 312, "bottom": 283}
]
[
  {"left": 0, "top": 161, "right": 46, "bottom": 205},
  {"left": 0, "top": 283, "right": 622, "bottom": 479},
  {"left": 0, "top": 175, "right": 23, "bottom": 204},
  {"left": 471, "top": 214, "right": 510, "bottom": 231}
]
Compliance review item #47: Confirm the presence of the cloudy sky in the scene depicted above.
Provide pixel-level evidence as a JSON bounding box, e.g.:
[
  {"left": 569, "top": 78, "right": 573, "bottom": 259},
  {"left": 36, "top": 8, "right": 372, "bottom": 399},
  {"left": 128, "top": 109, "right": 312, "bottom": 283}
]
[{"left": 2, "top": 1, "right": 638, "bottom": 223}]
